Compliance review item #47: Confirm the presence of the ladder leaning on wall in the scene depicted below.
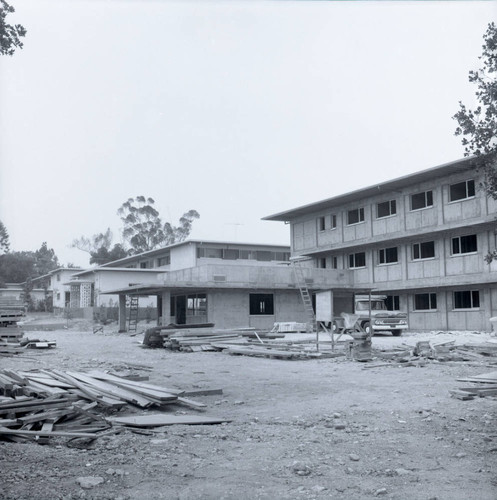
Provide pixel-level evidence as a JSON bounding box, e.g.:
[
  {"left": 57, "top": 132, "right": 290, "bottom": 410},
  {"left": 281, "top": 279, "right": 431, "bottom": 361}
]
[
  {"left": 128, "top": 296, "right": 139, "bottom": 332},
  {"left": 291, "top": 258, "right": 316, "bottom": 332}
]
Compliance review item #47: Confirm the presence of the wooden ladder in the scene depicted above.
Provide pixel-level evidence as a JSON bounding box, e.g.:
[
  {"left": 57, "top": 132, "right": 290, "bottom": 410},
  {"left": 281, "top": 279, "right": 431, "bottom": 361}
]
[
  {"left": 128, "top": 296, "right": 139, "bottom": 332},
  {"left": 292, "top": 260, "right": 316, "bottom": 332}
]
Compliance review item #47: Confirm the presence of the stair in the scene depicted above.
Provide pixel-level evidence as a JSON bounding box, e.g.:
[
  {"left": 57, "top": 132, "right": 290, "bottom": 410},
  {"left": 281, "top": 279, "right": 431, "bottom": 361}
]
[{"left": 128, "top": 296, "right": 139, "bottom": 332}]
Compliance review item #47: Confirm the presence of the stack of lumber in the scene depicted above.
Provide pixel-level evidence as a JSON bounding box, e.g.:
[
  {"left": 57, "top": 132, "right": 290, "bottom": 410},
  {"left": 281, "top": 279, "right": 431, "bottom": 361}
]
[
  {"left": 450, "top": 370, "right": 497, "bottom": 400},
  {"left": 0, "top": 324, "right": 25, "bottom": 357},
  {"left": 0, "top": 369, "right": 226, "bottom": 442},
  {"left": 144, "top": 326, "right": 284, "bottom": 351}
]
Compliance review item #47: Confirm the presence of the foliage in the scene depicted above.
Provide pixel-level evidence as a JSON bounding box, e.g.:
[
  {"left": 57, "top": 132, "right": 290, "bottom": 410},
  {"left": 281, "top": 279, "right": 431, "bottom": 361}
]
[
  {"left": 118, "top": 196, "right": 199, "bottom": 254},
  {"left": 0, "top": 220, "right": 9, "bottom": 254},
  {"left": 21, "top": 277, "right": 33, "bottom": 310},
  {"left": 0, "top": 0, "right": 26, "bottom": 56},
  {"left": 453, "top": 22, "right": 497, "bottom": 197},
  {"left": 454, "top": 23, "right": 497, "bottom": 263},
  {"left": 0, "top": 251, "right": 36, "bottom": 283},
  {"left": 0, "top": 242, "right": 59, "bottom": 284},
  {"left": 71, "top": 228, "right": 129, "bottom": 265},
  {"left": 34, "top": 242, "right": 59, "bottom": 276}
]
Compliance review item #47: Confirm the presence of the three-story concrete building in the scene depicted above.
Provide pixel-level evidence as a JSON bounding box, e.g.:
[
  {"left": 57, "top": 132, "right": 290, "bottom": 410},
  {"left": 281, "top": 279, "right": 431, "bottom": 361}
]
[{"left": 264, "top": 157, "right": 497, "bottom": 331}]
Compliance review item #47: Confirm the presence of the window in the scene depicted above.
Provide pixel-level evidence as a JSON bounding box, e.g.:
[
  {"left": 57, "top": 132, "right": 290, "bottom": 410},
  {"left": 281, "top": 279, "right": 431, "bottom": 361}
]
[
  {"left": 349, "top": 252, "right": 366, "bottom": 268},
  {"left": 256, "top": 251, "right": 272, "bottom": 261},
  {"left": 223, "top": 249, "right": 239, "bottom": 260},
  {"left": 274, "top": 252, "right": 290, "bottom": 261},
  {"left": 249, "top": 294, "right": 274, "bottom": 315},
  {"left": 347, "top": 207, "right": 365, "bottom": 225},
  {"left": 158, "top": 255, "right": 170, "bottom": 266},
  {"left": 412, "top": 241, "right": 435, "bottom": 260},
  {"left": 56, "top": 274, "right": 60, "bottom": 282},
  {"left": 240, "top": 250, "right": 255, "bottom": 260},
  {"left": 140, "top": 262, "right": 148, "bottom": 269},
  {"left": 318, "top": 216, "right": 326, "bottom": 231},
  {"left": 186, "top": 293, "right": 207, "bottom": 317},
  {"left": 378, "top": 247, "right": 398, "bottom": 264},
  {"left": 317, "top": 258, "right": 326, "bottom": 269},
  {"left": 454, "top": 290, "right": 480, "bottom": 309},
  {"left": 450, "top": 180, "right": 475, "bottom": 202},
  {"left": 331, "top": 256, "right": 338, "bottom": 269},
  {"left": 56, "top": 292, "right": 61, "bottom": 301},
  {"left": 385, "top": 295, "right": 400, "bottom": 311},
  {"left": 414, "top": 293, "right": 437, "bottom": 310},
  {"left": 331, "top": 214, "right": 337, "bottom": 229},
  {"left": 377, "top": 200, "right": 397, "bottom": 219},
  {"left": 452, "top": 234, "right": 477, "bottom": 255},
  {"left": 411, "top": 190, "right": 433, "bottom": 211}
]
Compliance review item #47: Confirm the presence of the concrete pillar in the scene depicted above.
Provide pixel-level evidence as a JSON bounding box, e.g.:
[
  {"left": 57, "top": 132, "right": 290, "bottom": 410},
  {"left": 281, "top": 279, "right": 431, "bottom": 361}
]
[
  {"left": 160, "top": 290, "right": 171, "bottom": 326},
  {"left": 118, "top": 295, "right": 127, "bottom": 333}
]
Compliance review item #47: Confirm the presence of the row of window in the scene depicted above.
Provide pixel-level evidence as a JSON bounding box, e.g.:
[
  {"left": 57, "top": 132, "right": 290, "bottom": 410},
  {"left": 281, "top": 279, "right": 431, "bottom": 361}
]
[
  {"left": 318, "top": 179, "right": 475, "bottom": 230},
  {"left": 319, "top": 234, "right": 478, "bottom": 269},
  {"left": 197, "top": 247, "right": 290, "bottom": 262},
  {"left": 414, "top": 290, "right": 480, "bottom": 311},
  {"left": 252, "top": 290, "right": 481, "bottom": 313}
]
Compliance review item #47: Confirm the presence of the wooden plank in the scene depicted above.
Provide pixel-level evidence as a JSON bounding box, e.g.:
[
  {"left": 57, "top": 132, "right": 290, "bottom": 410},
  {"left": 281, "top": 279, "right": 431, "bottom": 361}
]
[
  {"left": 182, "top": 388, "right": 223, "bottom": 397},
  {"left": 109, "top": 414, "right": 230, "bottom": 427},
  {"left": 176, "top": 397, "right": 207, "bottom": 409},
  {"left": 86, "top": 371, "right": 184, "bottom": 396},
  {"left": 0, "top": 426, "right": 99, "bottom": 438},
  {"left": 65, "top": 372, "right": 156, "bottom": 408}
]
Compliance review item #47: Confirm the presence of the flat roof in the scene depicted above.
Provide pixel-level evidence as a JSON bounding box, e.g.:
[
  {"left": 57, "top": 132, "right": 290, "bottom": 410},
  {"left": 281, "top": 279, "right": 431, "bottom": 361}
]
[
  {"left": 99, "top": 239, "right": 290, "bottom": 268},
  {"left": 263, "top": 156, "right": 479, "bottom": 221},
  {"left": 71, "top": 267, "right": 167, "bottom": 278}
]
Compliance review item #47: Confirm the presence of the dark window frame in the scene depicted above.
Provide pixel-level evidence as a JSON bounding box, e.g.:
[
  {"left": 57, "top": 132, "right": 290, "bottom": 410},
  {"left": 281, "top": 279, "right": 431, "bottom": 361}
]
[
  {"left": 249, "top": 293, "right": 274, "bottom": 315},
  {"left": 410, "top": 190, "right": 433, "bottom": 211},
  {"left": 414, "top": 293, "right": 437, "bottom": 311},
  {"left": 377, "top": 199, "right": 397, "bottom": 219},
  {"left": 451, "top": 234, "right": 477, "bottom": 255},
  {"left": 449, "top": 180, "right": 475, "bottom": 202},
  {"left": 318, "top": 216, "right": 326, "bottom": 232},
  {"left": 347, "top": 207, "right": 365, "bottom": 225},
  {"left": 378, "top": 247, "right": 398, "bottom": 265},
  {"left": 348, "top": 252, "right": 366, "bottom": 269},
  {"left": 453, "top": 290, "right": 480, "bottom": 310},
  {"left": 412, "top": 241, "right": 435, "bottom": 260},
  {"left": 385, "top": 295, "right": 400, "bottom": 311}
]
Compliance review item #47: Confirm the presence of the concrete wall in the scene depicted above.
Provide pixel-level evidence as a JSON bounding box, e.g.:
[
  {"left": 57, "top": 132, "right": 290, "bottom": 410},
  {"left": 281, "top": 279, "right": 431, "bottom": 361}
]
[
  {"left": 170, "top": 243, "right": 197, "bottom": 271},
  {"left": 290, "top": 170, "right": 496, "bottom": 255}
]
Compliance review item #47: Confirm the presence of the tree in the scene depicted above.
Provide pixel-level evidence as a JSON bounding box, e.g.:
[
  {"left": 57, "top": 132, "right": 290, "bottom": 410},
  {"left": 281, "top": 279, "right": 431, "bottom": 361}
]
[
  {"left": 117, "top": 196, "right": 199, "bottom": 254},
  {"left": 0, "top": 220, "right": 9, "bottom": 254},
  {"left": 0, "top": 243, "right": 59, "bottom": 285},
  {"left": 71, "top": 228, "right": 129, "bottom": 265},
  {"left": 0, "top": 0, "right": 26, "bottom": 56},
  {"left": 453, "top": 22, "right": 497, "bottom": 197},
  {"left": 0, "top": 251, "right": 36, "bottom": 284},
  {"left": 118, "top": 197, "right": 165, "bottom": 254},
  {"left": 34, "top": 242, "right": 59, "bottom": 276}
]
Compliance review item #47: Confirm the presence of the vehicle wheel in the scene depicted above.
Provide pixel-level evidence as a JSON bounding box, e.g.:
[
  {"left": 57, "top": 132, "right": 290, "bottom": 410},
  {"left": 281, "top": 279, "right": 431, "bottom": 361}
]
[
  {"left": 391, "top": 329, "right": 402, "bottom": 337},
  {"left": 363, "top": 322, "right": 371, "bottom": 335}
]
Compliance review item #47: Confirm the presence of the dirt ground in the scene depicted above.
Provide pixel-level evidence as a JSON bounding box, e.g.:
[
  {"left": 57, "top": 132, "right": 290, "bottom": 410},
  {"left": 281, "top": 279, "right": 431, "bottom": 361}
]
[{"left": 1, "top": 316, "right": 496, "bottom": 500}]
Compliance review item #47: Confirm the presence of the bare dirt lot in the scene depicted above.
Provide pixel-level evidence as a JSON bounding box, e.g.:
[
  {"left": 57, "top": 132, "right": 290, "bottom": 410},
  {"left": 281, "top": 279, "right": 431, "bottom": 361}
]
[{"left": 1, "top": 318, "right": 496, "bottom": 500}]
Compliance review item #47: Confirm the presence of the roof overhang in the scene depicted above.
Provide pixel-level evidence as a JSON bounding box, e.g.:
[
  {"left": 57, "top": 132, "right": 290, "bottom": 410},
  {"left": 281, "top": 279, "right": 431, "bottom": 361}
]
[{"left": 263, "top": 156, "right": 480, "bottom": 222}]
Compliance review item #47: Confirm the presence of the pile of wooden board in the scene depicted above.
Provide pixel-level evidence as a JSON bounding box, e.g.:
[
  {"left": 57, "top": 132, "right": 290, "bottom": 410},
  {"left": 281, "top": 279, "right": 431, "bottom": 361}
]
[
  {"left": 0, "top": 322, "right": 25, "bottom": 357},
  {"left": 450, "top": 370, "right": 497, "bottom": 400},
  {"left": 0, "top": 369, "right": 226, "bottom": 443},
  {"left": 144, "top": 326, "right": 285, "bottom": 352}
]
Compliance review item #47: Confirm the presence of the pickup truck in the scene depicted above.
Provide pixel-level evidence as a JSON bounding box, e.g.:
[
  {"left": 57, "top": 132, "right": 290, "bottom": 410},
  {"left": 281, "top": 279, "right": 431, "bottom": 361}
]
[{"left": 354, "top": 295, "right": 408, "bottom": 336}]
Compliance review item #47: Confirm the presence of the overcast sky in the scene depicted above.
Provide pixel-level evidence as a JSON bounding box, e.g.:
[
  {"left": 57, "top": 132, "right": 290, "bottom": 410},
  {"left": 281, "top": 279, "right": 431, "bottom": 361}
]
[{"left": 0, "top": 0, "right": 495, "bottom": 267}]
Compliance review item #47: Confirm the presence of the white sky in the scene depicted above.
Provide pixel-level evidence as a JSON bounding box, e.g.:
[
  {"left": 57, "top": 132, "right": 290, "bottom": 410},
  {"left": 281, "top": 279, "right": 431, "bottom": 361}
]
[{"left": 0, "top": 0, "right": 495, "bottom": 267}]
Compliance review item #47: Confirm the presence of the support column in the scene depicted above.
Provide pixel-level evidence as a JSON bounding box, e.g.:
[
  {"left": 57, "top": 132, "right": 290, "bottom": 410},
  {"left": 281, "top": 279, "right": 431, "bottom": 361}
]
[
  {"left": 118, "top": 295, "right": 127, "bottom": 333},
  {"left": 160, "top": 291, "right": 171, "bottom": 326}
]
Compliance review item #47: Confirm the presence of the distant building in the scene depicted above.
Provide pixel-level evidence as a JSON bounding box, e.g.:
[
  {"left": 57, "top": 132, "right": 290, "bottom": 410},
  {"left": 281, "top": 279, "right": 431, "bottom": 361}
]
[{"left": 264, "top": 156, "right": 497, "bottom": 331}]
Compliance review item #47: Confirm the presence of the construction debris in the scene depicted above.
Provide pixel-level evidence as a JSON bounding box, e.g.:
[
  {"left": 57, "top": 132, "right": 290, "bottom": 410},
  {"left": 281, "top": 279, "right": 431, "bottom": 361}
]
[
  {"left": 450, "top": 370, "right": 497, "bottom": 400},
  {"left": 0, "top": 368, "right": 227, "bottom": 444}
]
